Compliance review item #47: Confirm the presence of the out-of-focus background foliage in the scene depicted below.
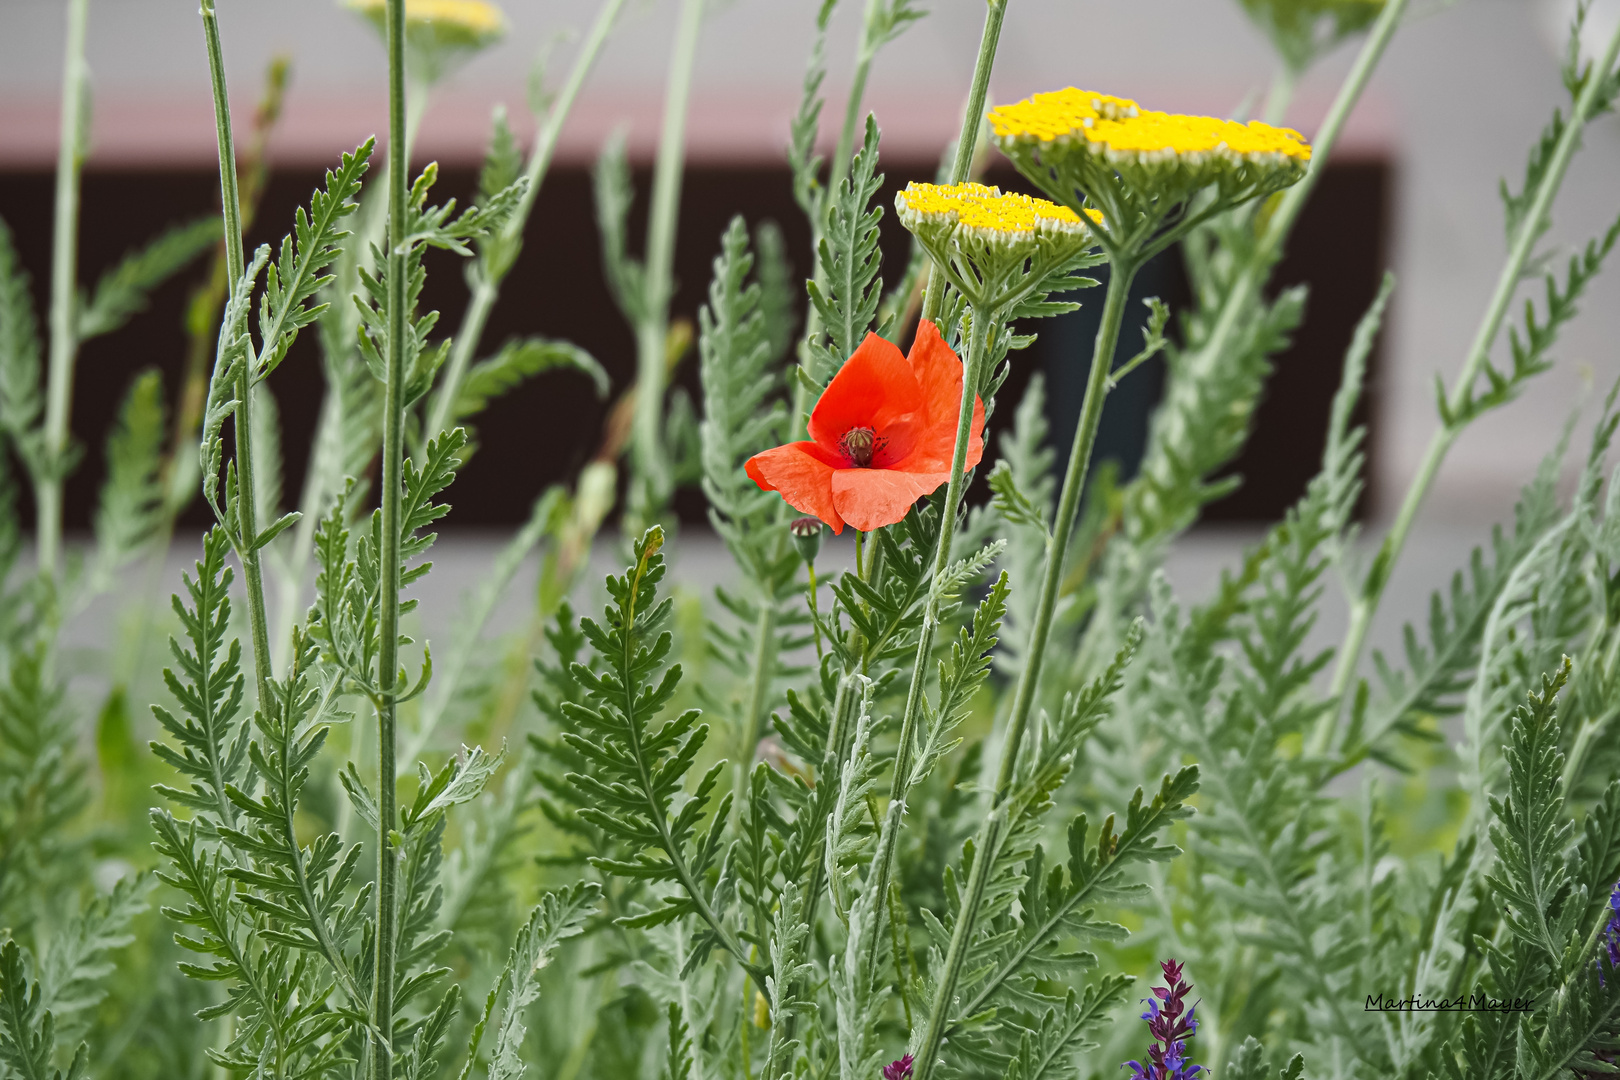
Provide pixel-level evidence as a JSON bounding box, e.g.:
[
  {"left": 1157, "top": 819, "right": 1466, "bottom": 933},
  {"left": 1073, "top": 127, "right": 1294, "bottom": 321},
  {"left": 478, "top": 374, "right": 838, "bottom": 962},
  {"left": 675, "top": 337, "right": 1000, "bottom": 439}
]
[{"left": 2, "top": 0, "right": 1617, "bottom": 536}]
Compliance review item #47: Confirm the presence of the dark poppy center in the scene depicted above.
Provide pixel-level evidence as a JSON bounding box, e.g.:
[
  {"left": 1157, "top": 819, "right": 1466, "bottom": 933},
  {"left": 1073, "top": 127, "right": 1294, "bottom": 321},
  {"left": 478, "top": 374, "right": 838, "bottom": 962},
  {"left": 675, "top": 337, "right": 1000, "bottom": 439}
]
[{"left": 839, "top": 426, "right": 877, "bottom": 467}]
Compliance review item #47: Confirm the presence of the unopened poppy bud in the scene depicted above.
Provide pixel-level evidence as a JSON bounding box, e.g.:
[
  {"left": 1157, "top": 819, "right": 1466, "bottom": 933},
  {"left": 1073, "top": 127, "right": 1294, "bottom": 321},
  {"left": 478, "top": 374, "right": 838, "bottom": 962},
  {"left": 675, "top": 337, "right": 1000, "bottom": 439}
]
[{"left": 789, "top": 517, "right": 823, "bottom": 564}]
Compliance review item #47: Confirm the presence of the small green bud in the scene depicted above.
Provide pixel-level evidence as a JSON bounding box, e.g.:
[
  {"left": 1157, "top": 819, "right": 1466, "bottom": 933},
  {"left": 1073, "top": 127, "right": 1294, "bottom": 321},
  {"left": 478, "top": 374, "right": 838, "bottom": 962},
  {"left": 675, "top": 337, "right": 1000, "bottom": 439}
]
[{"left": 789, "top": 517, "right": 823, "bottom": 564}]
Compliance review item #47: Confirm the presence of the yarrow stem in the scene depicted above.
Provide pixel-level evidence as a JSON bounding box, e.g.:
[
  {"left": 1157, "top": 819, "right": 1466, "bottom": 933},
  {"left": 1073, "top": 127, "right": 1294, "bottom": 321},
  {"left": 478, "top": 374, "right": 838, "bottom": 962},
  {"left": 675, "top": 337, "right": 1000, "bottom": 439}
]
[
  {"left": 1181, "top": 0, "right": 1406, "bottom": 386},
  {"left": 371, "top": 0, "right": 409, "bottom": 1074},
  {"left": 38, "top": 0, "right": 88, "bottom": 583},
  {"left": 909, "top": 261, "right": 1134, "bottom": 1080},
  {"left": 421, "top": 0, "right": 626, "bottom": 450},
  {"left": 630, "top": 0, "right": 705, "bottom": 531},
  {"left": 919, "top": 0, "right": 1008, "bottom": 327},
  {"left": 1321, "top": 0, "right": 1620, "bottom": 747},
  {"left": 199, "top": 0, "right": 276, "bottom": 713},
  {"left": 827, "top": 0, "right": 886, "bottom": 206}
]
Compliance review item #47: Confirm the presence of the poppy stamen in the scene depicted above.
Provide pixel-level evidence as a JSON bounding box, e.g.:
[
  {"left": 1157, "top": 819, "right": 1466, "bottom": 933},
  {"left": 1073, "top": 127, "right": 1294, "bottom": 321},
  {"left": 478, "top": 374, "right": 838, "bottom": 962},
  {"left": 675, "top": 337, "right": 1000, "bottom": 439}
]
[{"left": 840, "top": 427, "right": 878, "bottom": 468}]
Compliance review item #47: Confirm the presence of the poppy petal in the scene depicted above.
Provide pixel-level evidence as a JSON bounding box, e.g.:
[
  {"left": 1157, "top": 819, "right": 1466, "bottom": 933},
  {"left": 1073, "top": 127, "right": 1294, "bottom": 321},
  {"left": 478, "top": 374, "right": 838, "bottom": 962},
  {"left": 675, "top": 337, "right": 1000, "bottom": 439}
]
[
  {"left": 905, "top": 319, "right": 985, "bottom": 472},
  {"left": 830, "top": 466, "right": 944, "bottom": 533},
  {"left": 745, "top": 441, "right": 847, "bottom": 534},
  {"left": 808, "top": 333, "right": 925, "bottom": 456}
]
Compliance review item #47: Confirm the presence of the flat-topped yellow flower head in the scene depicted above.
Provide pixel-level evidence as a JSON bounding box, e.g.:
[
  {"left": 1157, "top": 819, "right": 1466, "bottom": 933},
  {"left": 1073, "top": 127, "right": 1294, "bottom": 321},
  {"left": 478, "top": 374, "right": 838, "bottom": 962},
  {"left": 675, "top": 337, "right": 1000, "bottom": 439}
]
[
  {"left": 1082, "top": 113, "right": 1310, "bottom": 164},
  {"left": 896, "top": 182, "right": 1100, "bottom": 310},
  {"left": 897, "top": 182, "right": 1098, "bottom": 238},
  {"left": 991, "top": 87, "right": 1312, "bottom": 255},
  {"left": 345, "top": 0, "right": 506, "bottom": 83},
  {"left": 988, "top": 88, "right": 1142, "bottom": 141}
]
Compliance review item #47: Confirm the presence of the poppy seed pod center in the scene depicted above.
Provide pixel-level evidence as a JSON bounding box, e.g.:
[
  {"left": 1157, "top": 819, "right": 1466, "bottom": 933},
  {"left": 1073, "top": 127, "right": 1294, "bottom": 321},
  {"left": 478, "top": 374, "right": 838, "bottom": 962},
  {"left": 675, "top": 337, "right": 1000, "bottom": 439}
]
[{"left": 840, "top": 427, "right": 878, "bottom": 468}]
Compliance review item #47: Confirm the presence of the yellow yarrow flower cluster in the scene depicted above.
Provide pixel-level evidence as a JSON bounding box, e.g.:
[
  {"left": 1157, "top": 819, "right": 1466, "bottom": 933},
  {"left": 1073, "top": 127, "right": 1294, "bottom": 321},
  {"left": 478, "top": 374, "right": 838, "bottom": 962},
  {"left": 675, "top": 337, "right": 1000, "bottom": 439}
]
[
  {"left": 897, "top": 182, "right": 1098, "bottom": 237},
  {"left": 345, "top": 0, "right": 507, "bottom": 84},
  {"left": 991, "top": 87, "right": 1312, "bottom": 255},
  {"left": 895, "top": 182, "right": 1099, "bottom": 311},
  {"left": 1079, "top": 113, "right": 1310, "bottom": 164}
]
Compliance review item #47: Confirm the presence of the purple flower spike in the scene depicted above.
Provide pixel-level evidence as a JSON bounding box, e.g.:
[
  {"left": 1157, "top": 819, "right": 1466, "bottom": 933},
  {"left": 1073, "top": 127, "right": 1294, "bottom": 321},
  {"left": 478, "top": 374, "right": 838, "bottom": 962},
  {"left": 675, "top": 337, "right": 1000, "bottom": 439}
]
[
  {"left": 1120, "top": 959, "right": 1205, "bottom": 1080},
  {"left": 1601, "top": 880, "right": 1620, "bottom": 976},
  {"left": 883, "top": 1055, "right": 914, "bottom": 1080}
]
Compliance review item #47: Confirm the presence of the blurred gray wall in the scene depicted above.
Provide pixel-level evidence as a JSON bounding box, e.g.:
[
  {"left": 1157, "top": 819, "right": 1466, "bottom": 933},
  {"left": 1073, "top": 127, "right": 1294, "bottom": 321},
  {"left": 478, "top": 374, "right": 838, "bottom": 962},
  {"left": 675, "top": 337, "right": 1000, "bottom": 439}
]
[{"left": 2, "top": 0, "right": 1617, "bottom": 525}]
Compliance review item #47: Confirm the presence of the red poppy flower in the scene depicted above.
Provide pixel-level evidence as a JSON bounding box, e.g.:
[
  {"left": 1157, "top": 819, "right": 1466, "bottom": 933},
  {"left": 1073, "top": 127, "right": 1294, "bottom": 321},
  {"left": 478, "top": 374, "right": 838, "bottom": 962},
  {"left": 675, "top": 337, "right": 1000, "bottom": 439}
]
[{"left": 745, "top": 320, "right": 985, "bottom": 534}]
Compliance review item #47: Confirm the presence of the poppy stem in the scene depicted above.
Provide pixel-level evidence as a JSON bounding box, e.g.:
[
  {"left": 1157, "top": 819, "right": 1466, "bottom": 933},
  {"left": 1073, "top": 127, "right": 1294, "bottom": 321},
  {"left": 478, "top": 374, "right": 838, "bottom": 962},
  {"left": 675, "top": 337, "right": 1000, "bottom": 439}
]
[
  {"left": 855, "top": 305, "right": 993, "bottom": 981},
  {"left": 807, "top": 563, "right": 825, "bottom": 660},
  {"left": 911, "top": 263, "right": 1136, "bottom": 1080},
  {"left": 919, "top": 0, "right": 1007, "bottom": 329},
  {"left": 371, "top": 0, "right": 409, "bottom": 1074}
]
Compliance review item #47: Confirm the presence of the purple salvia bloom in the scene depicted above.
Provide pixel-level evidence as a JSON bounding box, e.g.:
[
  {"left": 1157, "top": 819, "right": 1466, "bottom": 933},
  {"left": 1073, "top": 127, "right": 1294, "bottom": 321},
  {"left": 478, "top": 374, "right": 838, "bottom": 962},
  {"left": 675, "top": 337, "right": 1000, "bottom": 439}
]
[
  {"left": 1601, "top": 881, "right": 1620, "bottom": 976},
  {"left": 883, "top": 1054, "right": 914, "bottom": 1080},
  {"left": 1120, "top": 959, "right": 1205, "bottom": 1080}
]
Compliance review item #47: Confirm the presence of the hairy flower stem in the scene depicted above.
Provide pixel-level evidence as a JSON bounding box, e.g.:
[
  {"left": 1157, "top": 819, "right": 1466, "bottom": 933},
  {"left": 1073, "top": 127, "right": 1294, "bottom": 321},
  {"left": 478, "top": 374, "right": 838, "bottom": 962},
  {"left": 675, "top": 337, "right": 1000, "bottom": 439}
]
[
  {"left": 1320, "top": 12, "right": 1620, "bottom": 748},
  {"left": 200, "top": 0, "right": 276, "bottom": 712},
  {"left": 370, "top": 0, "right": 409, "bottom": 1074},
  {"left": 420, "top": 0, "right": 625, "bottom": 450},
  {"left": 37, "top": 0, "right": 88, "bottom": 582},
  {"left": 853, "top": 304, "right": 993, "bottom": 970},
  {"left": 629, "top": 0, "right": 704, "bottom": 532},
  {"left": 918, "top": 0, "right": 1007, "bottom": 328},
  {"left": 910, "top": 264, "right": 1135, "bottom": 1080}
]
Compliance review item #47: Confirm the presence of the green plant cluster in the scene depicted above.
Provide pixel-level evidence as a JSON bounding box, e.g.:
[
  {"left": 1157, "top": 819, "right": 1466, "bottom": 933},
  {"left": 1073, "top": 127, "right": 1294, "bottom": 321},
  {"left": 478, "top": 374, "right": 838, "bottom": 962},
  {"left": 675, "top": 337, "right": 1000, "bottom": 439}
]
[{"left": 1, "top": 1, "right": 1619, "bottom": 1080}]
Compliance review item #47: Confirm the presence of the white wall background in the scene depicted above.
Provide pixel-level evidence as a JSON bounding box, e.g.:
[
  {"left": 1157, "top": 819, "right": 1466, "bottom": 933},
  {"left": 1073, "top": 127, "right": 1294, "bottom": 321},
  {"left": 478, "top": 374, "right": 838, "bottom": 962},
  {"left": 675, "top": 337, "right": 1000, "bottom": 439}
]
[{"left": 2, "top": 0, "right": 1618, "bottom": 525}]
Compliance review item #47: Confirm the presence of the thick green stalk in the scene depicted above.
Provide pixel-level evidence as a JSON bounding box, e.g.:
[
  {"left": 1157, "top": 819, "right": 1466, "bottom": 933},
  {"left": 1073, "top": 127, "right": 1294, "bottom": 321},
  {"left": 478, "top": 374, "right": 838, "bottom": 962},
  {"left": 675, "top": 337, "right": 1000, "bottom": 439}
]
[
  {"left": 421, "top": 0, "right": 626, "bottom": 447},
  {"left": 200, "top": 0, "right": 275, "bottom": 711},
  {"left": 631, "top": 0, "right": 705, "bottom": 525},
  {"left": 1322, "top": 12, "right": 1620, "bottom": 728},
  {"left": 38, "top": 0, "right": 88, "bottom": 579},
  {"left": 371, "top": 0, "right": 409, "bottom": 1074},
  {"left": 1189, "top": 0, "right": 1407, "bottom": 401},
  {"left": 917, "top": 0, "right": 1006, "bottom": 327},
  {"left": 997, "top": 264, "right": 1130, "bottom": 792},
  {"left": 910, "top": 264, "right": 1134, "bottom": 1080}
]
